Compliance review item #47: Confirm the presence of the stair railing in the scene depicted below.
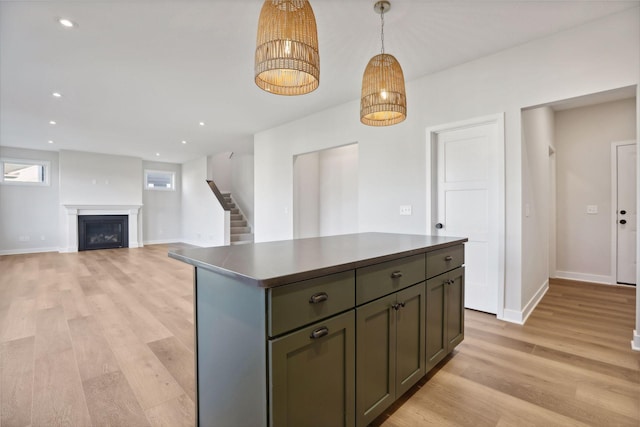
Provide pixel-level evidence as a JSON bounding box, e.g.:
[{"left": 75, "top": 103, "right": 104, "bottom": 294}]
[{"left": 206, "top": 180, "right": 231, "bottom": 211}]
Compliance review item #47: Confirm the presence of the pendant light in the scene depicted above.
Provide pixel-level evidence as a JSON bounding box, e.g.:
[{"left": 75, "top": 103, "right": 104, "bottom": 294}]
[
  {"left": 360, "top": 1, "right": 406, "bottom": 126},
  {"left": 255, "top": 0, "right": 320, "bottom": 96}
]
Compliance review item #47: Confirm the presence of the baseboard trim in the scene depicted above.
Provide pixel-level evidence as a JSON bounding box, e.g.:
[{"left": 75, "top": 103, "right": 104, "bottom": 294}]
[
  {"left": 143, "top": 238, "right": 182, "bottom": 245},
  {"left": 0, "top": 247, "right": 59, "bottom": 256},
  {"left": 632, "top": 330, "right": 640, "bottom": 352},
  {"left": 555, "top": 271, "right": 613, "bottom": 285},
  {"left": 501, "top": 279, "right": 549, "bottom": 325}
]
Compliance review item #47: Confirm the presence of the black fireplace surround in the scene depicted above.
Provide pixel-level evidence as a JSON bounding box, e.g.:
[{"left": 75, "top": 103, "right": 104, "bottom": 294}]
[{"left": 78, "top": 215, "right": 128, "bottom": 251}]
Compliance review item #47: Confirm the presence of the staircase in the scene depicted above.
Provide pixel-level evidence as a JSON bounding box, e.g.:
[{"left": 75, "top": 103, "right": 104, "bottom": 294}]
[{"left": 223, "top": 193, "right": 254, "bottom": 245}]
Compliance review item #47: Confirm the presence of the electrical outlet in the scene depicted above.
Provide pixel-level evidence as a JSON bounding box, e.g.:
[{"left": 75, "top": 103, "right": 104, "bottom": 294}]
[
  {"left": 586, "top": 205, "right": 598, "bottom": 214},
  {"left": 399, "top": 205, "right": 412, "bottom": 216}
]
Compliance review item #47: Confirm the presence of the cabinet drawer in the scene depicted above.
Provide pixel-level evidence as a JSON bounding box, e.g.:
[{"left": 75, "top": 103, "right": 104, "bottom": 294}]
[
  {"left": 268, "top": 270, "right": 355, "bottom": 337},
  {"left": 356, "top": 254, "right": 425, "bottom": 305},
  {"left": 426, "top": 245, "right": 464, "bottom": 279}
]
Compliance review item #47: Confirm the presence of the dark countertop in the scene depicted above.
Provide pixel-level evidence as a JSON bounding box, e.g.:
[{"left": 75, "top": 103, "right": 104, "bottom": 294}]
[{"left": 169, "top": 232, "right": 467, "bottom": 288}]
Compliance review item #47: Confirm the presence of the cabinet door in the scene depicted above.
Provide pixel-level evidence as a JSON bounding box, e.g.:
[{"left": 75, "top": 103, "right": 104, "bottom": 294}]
[
  {"left": 446, "top": 267, "right": 465, "bottom": 351},
  {"left": 395, "top": 283, "right": 426, "bottom": 397},
  {"left": 356, "top": 294, "right": 396, "bottom": 427},
  {"left": 270, "top": 310, "right": 355, "bottom": 427},
  {"left": 425, "top": 273, "right": 447, "bottom": 372}
]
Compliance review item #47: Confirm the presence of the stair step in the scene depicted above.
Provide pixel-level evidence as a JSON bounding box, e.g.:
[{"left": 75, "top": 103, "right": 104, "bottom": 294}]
[
  {"left": 231, "top": 240, "right": 253, "bottom": 245},
  {"left": 231, "top": 226, "right": 251, "bottom": 234},
  {"left": 231, "top": 220, "right": 247, "bottom": 227},
  {"left": 230, "top": 208, "right": 240, "bottom": 214},
  {"left": 231, "top": 233, "right": 254, "bottom": 242},
  {"left": 227, "top": 203, "right": 236, "bottom": 209},
  {"left": 231, "top": 214, "right": 242, "bottom": 221}
]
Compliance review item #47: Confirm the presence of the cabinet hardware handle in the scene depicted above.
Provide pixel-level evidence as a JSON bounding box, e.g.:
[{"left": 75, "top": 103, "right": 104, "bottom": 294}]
[
  {"left": 310, "top": 327, "right": 329, "bottom": 339},
  {"left": 445, "top": 255, "right": 453, "bottom": 261},
  {"left": 309, "top": 292, "right": 329, "bottom": 304},
  {"left": 392, "top": 302, "right": 405, "bottom": 311},
  {"left": 399, "top": 302, "right": 405, "bottom": 308},
  {"left": 390, "top": 271, "right": 403, "bottom": 279}
]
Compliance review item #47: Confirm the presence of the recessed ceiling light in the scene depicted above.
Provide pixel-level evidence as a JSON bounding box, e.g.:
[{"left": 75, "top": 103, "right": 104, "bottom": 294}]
[
  {"left": 181, "top": 140, "right": 187, "bottom": 144},
  {"left": 52, "top": 92, "right": 62, "bottom": 98},
  {"left": 199, "top": 122, "right": 205, "bottom": 126},
  {"left": 48, "top": 140, "right": 54, "bottom": 144},
  {"left": 155, "top": 152, "right": 160, "bottom": 156},
  {"left": 49, "top": 120, "right": 57, "bottom": 125},
  {"left": 58, "top": 18, "right": 76, "bottom": 28}
]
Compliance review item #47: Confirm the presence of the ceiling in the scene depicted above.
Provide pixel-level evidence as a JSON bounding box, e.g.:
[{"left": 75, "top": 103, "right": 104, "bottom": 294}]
[{"left": 1, "top": 0, "right": 638, "bottom": 164}]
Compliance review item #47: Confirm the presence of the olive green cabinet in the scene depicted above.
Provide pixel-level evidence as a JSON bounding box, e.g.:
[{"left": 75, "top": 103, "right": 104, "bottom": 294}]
[
  {"left": 270, "top": 310, "right": 356, "bottom": 427},
  {"left": 355, "top": 283, "right": 425, "bottom": 427},
  {"left": 174, "top": 234, "right": 467, "bottom": 427},
  {"left": 425, "top": 266, "right": 465, "bottom": 372}
]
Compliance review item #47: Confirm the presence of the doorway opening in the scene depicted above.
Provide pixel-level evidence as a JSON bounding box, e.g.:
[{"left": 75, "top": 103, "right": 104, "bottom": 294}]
[
  {"left": 523, "top": 86, "right": 637, "bottom": 288},
  {"left": 293, "top": 143, "right": 359, "bottom": 239}
]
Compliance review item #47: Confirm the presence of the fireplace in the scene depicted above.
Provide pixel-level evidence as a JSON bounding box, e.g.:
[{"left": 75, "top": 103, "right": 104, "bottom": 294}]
[
  {"left": 78, "top": 215, "right": 129, "bottom": 251},
  {"left": 62, "top": 204, "right": 141, "bottom": 253}
]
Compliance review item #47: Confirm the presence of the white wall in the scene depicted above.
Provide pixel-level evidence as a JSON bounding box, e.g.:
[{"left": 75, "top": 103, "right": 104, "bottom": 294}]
[
  {"left": 0, "top": 147, "right": 60, "bottom": 254},
  {"left": 254, "top": 9, "right": 639, "bottom": 318},
  {"left": 555, "top": 98, "right": 637, "bottom": 283},
  {"left": 59, "top": 150, "right": 142, "bottom": 205},
  {"left": 521, "top": 107, "right": 554, "bottom": 317},
  {"left": 208, "top": 152, "right": 232, "bottom": 193},
  {"left": 142, "top": 161, "right": 182, "bottom": 244},
  {"left": 293, "top": 151, "right": 320, "bottom": 238},
  {"left": 231, "top": 153, "right": 255, "bottom": 229},
  {"left": 182, "top": 156, "right": 228, "bottom": 247}
]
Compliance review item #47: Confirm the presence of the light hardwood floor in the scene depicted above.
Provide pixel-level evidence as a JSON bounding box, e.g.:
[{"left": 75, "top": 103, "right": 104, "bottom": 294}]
[{"left": 0, "top": 245, "right": 638, "bottom": 426}]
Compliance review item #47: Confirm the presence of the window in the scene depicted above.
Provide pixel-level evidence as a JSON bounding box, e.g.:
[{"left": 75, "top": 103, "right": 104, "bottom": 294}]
[
  {"left": 144, "top": 170, "right": 175, "bottom": 191},
  {"left": 0, "top": 158, "right": 50, "bottom": 186}
]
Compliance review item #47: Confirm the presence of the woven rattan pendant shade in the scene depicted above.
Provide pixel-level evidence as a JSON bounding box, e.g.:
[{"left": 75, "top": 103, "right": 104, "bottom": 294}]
[
  {"left": 360, "top": 53, "right": 406, "bottom": 126},
  {"left": 255, "top": 0, "right": 319, "bottom": 96},
  {"left": 360, "top": 1, "right": 406, "bottom": 126}
]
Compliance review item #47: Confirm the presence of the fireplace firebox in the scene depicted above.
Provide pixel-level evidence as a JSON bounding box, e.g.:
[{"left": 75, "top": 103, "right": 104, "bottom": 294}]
[{"left": 78, "top": 215, "right": 128, "bottom": 251}]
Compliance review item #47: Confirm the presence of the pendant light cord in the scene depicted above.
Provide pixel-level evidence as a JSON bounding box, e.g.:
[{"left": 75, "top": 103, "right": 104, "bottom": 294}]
[{"left": 380, "top": 7, "right": 385, "bottom": 54}]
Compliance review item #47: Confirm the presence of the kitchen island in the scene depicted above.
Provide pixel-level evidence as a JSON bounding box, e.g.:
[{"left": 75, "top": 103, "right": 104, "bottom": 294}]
[{"left": 169, "top": 232, "right": 467, "bottom": 427}]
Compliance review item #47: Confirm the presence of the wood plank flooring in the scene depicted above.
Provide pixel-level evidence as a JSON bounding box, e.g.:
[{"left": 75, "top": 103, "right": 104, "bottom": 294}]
[
  {"left": 1, "top": 245, "right": 195, "bottom": 427},
  {"left": 373, "top": 279, "right": 639, "bottom": 427},
  {"left": 0, "top": 246, "right": 638, "bottom": 426}
]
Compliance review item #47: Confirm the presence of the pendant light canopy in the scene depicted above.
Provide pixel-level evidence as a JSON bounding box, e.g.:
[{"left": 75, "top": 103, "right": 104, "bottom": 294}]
[
  {"left": 360, "top": 1, "right": 406, "bottom": 126},
  {"left": 255, "top": 0, "right": 320, "bottom": 96}
]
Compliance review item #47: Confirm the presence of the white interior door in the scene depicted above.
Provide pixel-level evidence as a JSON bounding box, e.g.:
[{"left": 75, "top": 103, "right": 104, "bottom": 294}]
[
  {"left": 432, "top": 117, "right": 502, "bottom": 314},
  {"left": 616, "top": 143, "right": 637, "bottom": 285}
]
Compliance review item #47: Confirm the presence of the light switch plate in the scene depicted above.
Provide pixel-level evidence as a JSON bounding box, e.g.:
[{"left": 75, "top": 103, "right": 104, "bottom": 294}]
[{"left": 586, "top": 205, "right": 598, "bottom": 214}]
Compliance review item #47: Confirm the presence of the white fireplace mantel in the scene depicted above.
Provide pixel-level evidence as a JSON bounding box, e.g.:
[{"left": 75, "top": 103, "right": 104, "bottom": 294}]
[{"left": 61, "top": 204, "right": 143, "bottom": 253}]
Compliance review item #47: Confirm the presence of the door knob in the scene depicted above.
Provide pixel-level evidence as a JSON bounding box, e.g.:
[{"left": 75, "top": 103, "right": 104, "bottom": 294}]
[
  {"left": 620, "top": 210, "right": 627, "bottom": 215},
  {"left": 435, "top": 223, "right": 444, "bottom": 229},
  {"left": 620, "top": 219, "right": 627, "bottom": 225}
]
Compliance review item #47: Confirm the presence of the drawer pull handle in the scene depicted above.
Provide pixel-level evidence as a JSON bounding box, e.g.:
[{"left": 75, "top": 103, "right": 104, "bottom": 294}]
[
  {"left": 444, "top": 255, "right": 453, "bottom": 261},
  {"left": 310, "top": 327, "right": 329, "bottom": 340},
  {"left": 390, "top": 271, "right": 403, "bottom": 279},
  {"left": 309, "top": 292, "right": 329, "bottom": 304}
]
